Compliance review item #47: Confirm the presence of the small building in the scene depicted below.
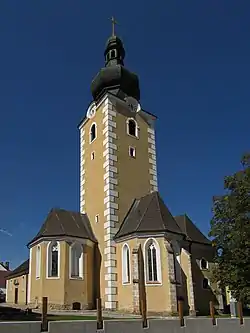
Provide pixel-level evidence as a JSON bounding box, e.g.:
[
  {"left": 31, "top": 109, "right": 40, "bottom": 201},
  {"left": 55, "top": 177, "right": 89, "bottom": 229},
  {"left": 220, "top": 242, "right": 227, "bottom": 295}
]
[{"left": 5, "top": 260, "right": 29, "bottom": 305}]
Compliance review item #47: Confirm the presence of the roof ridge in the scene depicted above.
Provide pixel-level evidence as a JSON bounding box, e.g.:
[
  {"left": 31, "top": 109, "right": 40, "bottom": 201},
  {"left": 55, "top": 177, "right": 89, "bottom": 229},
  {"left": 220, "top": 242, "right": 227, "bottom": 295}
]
[
  {"left": 134, "top": 193, "right": 155, "bottom": 233},
  {"left": 155, "top": 192, "right": 167, "bottom": 230}
]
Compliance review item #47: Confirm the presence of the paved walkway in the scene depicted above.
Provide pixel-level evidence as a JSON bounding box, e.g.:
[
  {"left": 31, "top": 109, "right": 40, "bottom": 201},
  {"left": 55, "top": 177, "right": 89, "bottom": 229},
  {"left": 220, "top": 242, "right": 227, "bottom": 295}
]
[{"left": 0, "top": 303, "right": 141, "bottom": 318}]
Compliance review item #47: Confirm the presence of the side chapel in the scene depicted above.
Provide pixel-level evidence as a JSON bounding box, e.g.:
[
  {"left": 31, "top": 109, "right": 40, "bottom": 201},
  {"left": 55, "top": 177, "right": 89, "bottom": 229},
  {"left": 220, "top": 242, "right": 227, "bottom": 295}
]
[{"left": 6, "top": 24, "right": 224, "bottom": 316}]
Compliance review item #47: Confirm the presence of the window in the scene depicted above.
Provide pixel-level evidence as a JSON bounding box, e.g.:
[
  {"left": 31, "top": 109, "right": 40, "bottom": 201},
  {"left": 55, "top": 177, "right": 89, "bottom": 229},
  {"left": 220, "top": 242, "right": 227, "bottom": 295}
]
[
  {"left": 95, "top": 215, "right": 99, "bottom": 223},
  {"left": 70, "top": 243, "right": 83, "bottom": 279},
  {"left": 129, "top": 146, "right": 136, "bottom": 158},
  {"left": 110, "top": 49, "right": 117, "bottom": 59},
  {"left": 90, "top": 123, "right": 97, "bottom": 143},
  {"left": 200, "top": 258, "right": 208, "bottom": 270},
  {"left": 127, "top": 119, "right": 138, "bottom": 137},
  {"left": 91, "top": 151, "right": 95, "bottom": 160},
  {"left": 36, "top": 245, "right": 41, "bottom": 279},
  {"left": 202, "top": 278, "right": 210, "bottom": 289},
  {"left": 122, "top": 244, "right": 131, "bottom": 284},
  {"left": 47, "top": 241, "right": 59, "bottom": 278},
  {"left": 145, "top": 239, "right": 162, "bottom": 284}
]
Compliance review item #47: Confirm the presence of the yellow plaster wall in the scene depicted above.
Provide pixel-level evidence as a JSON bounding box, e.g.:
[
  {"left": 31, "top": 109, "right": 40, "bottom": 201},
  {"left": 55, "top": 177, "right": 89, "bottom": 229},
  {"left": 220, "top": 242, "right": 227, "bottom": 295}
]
[
  {"left": 29, "top": 240, "right": 94, "bottom": 309},
  {"left": 116, "top": 237, "right": 173, "bottom": 314},
  {"left": 6, "top": 274, "right": 28, "bottom": 305},
  {"left": 81, "top": 103, "right": 106, "bottom": 301},
  {"left": 115, "top": 106, "right": 153, "bottom": 223}
]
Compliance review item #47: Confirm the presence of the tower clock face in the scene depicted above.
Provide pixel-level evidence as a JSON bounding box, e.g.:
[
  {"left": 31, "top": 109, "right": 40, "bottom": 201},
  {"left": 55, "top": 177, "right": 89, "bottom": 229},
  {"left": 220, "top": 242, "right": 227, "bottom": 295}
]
[
  {"left": 125, "top": 96, "right": 141, "bottom": 112},
  {"left": 86, "top": 104, "right": 96, "bottom": 119}
]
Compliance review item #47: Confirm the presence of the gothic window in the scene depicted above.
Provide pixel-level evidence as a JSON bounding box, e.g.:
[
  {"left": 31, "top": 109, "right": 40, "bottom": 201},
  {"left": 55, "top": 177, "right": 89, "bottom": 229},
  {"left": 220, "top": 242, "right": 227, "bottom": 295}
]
[
  {"left": 36, "top": 245, "right": 41, "bottom": 279},
  {"left": 90, "top": 123, "right": 97, "bottom": 143},
  {"left": 200, "top": 258, "right": 208, "bottom": 270},
  {"left": 47, "top": 241, "right": 59, "bottom": 278},
  {"left": 145, "top": 239, "right": 161, "bottom": 283},
  {"left": 202, "top": 278, "right": 210, "bottom": 289},
  {"left": 70, "top": 243, "right": 84, "bottom": 279},
  {"left": 127, "top": 119, "right": 138, "bottom": 137},
  {"left": 122, "top": 244, "right": 130, "bottom": 284}
]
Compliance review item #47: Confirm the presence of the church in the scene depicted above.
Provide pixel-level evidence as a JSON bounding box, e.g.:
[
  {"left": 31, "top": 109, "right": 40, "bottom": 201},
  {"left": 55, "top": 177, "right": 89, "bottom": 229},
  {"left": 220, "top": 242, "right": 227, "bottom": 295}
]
[{"left": 5, "top": 25, "right": 224, "bottom": 316}]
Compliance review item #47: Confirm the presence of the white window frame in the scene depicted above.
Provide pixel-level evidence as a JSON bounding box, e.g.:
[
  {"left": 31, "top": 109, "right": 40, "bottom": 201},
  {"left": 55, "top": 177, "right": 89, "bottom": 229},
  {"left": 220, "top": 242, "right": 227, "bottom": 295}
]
[
  {"left": 46, "top": 241, "right": 60, "bottom": 279},
  {"left": 69, "top": 242, "right": 84, "bottom": 280},
  {"left": 129, "top": 146, "right": 136, "bottom": 158},
  {"left": 200, "top": 258, "right": 209, "bottom": 270},
  {"left": 126, "top": 118, "right": 139, "bottom": 138},
  {"left": 95, "top": 214, "right": 99, "bottom": 223},
  {"left": 122, "top": 243, "right": 131, "bottom": 285},
  {"left": 144, "top": 238, "right": 162, "bottom": 285},
  {"left": 89, "top": 122, "right": 97, "bottom": 143},
  {"left": 36, "top": 245, "right": 41, "bottom": 279},
  {"left": 91, "top": 151, "right": 95, "bottom": 160}
]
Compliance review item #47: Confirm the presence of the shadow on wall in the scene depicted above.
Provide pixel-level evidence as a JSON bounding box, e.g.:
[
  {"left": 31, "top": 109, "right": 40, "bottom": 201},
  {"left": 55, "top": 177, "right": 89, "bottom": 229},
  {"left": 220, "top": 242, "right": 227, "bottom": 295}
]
[
  {"left": 93, "top": 244, "right": 101, "bottom": 309},
  {"left": 176, "top": 269, "right": 189, "bottom": 316},
  {"left": 192, "top": 260, "right": 218, "bottom": 316}
]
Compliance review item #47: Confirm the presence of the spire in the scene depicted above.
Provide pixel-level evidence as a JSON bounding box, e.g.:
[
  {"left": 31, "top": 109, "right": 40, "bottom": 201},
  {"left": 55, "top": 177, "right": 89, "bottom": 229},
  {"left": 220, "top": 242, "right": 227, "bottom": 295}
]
[
  {"left": 90, "top": 18, "right": 140, "bottom": 102},
  {"left": 104, "top": 17, "right": 125, "bottom": 67}
]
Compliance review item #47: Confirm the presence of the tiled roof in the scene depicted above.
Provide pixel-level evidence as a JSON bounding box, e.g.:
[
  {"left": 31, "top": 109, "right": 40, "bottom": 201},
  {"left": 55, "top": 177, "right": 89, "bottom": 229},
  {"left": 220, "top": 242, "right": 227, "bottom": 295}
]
[
  {"left": 5, "top": 260, "right": 29, "bottom": 280},
  {"left": 115, "top": 191, "right": 184, "bottom": 240},
  {"left": 27, "top": 209, "right": 97, "bottom": 247},
  {"left": 174, "top": 214, "right": 211, "bottom": 245}
]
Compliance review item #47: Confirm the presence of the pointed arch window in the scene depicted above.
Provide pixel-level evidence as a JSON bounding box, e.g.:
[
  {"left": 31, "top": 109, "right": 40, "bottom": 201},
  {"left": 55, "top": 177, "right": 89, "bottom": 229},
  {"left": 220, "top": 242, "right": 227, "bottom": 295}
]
[
  {"left": 127, "top": 118, "right": 138, "bottom": 137},
  {"left": 122, "top": 244, "right": 131, "bottom": 284},
  {"left": 36, "top": 245, "right": 41, "bottom": 279},
  {"left": 70, "top": 243, "right": 84, "bottom": 279},
  {"left": 90, "top": 123, "right": 97, "bottom": 143},
  {"left": 200, "top": 258, "right": 208, "bottom": 270},
  {"left": 145, "top": 239, "right": 162, "bottom": 284},
  {"left": 47, "top": 241, "right": 60, "bottom": 278}
]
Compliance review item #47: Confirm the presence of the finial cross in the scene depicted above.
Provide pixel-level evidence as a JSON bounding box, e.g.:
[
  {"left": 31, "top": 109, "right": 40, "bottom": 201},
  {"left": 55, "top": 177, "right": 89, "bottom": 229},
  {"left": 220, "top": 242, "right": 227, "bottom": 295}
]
[{"left": 111, "top": 16, "right": 118, "bottom": 36}]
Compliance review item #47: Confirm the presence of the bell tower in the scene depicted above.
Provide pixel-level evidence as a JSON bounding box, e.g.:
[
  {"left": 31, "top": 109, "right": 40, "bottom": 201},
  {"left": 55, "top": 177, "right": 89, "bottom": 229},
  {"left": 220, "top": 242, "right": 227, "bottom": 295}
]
[{"left": 78, "top": 23, "right": 158, "bottom": 310}]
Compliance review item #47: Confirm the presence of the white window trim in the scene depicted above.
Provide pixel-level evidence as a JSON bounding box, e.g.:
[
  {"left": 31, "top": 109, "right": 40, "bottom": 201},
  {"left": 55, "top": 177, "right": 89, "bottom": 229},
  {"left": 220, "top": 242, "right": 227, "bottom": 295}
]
[
  {"left": 144, "top": 238, "right": 162, "bottom": 286},
  {"left": 122, "top": 243, "right": 131, "bottom": 285},
  {"left": 46, "top": 241, "right": 60, "bottom": 279},
  {"left": 69, "top": 242, "right": 84, "bottom": 280},
  {"left": 91, "top": 151, "right": 95, "bottom": 160},
  {"left": 200, "top": 258, "right": 209, "bottom": 270},
  {"left": 95, "top": 214, "right": 99, "bottom": 223},
  {"left": 129, "top": 146, "right": 136, "bottom": 158},
  {"left": 35, "top": 245, "right": 41, "bottom": 279},
  {"left": 126, "top": 118, "right": 139, "bottom": 138},
  {"left": 89, "top": 122, "right": 97, "bottom": 143}
]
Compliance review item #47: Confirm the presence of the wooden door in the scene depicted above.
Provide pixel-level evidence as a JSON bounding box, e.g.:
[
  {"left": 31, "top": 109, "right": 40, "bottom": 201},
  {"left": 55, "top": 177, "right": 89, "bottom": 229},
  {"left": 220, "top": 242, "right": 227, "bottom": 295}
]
[{"left": 14, "top": 288, "right": 18, "bottom": 304}]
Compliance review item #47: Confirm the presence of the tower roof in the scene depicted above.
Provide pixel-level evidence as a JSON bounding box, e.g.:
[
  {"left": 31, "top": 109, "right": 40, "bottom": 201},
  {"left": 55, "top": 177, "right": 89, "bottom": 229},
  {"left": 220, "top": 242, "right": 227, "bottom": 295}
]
[
  {"left": 91, "top": 26, "right": 140, "bottom": 102},
  {"left": 114, "top": 192, "right": 184, "bottom": 240}
]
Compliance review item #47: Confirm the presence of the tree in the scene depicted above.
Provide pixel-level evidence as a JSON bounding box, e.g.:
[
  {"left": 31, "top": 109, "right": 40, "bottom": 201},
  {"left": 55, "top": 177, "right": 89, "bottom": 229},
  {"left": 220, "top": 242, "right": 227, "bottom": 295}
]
[{"left": 209, "top": 153, "right": 250, "bottom": 304}]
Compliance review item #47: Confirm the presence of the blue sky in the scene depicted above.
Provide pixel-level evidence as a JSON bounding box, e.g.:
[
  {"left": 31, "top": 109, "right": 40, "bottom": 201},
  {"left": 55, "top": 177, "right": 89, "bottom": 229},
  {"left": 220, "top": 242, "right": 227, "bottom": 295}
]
[{"left": 0, "top": 1, "right": 249, "bottom": 269}]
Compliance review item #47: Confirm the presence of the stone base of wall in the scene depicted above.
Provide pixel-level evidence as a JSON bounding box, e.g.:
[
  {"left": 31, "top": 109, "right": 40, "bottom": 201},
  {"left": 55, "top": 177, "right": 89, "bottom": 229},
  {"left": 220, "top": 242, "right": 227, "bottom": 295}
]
[{"left": 27, "top": 302, "right": 91, "bottom": 311}]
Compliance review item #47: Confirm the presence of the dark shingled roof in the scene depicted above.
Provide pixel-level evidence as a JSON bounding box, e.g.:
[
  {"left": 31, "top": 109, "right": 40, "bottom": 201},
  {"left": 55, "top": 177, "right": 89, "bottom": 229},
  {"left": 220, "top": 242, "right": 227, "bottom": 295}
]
[
  {"left": 6, "top": 260, "right": 29, "bottom": 279},
  {"left": 114, "top": 191, "right": 184, "bottom": 240},
  {"left": 27, "top": 209, "right": 97, "bottom": 247},
  {"left": 174, "top": 214, "right": 211, "bottom": 245}
]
